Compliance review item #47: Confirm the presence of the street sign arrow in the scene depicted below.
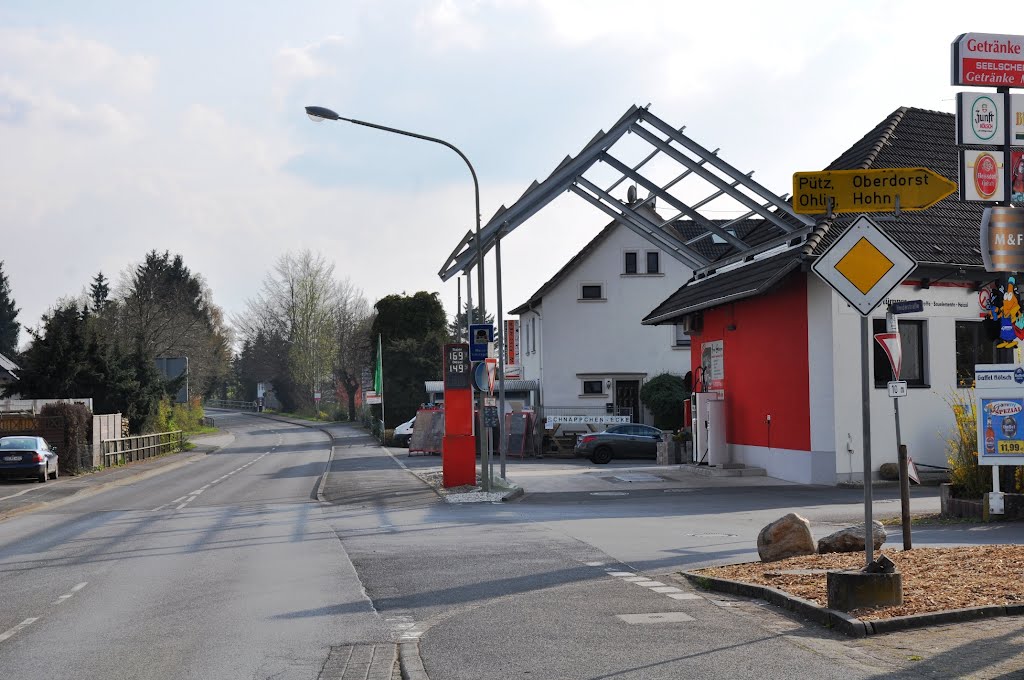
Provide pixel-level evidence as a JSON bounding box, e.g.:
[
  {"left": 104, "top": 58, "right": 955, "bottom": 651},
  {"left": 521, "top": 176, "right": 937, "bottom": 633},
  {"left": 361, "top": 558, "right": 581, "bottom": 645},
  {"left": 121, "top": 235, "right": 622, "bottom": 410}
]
[{"left": 792, "top": 167, "right": 957, "bottom": 215}]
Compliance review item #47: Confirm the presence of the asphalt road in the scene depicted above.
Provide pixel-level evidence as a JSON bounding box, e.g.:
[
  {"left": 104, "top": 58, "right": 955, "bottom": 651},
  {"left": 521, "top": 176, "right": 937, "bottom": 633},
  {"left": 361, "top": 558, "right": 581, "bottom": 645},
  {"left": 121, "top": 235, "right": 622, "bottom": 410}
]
[
  {"left": 0, "top": 414, "right": 391, "bottom": 680},
  {"left": 4, "top": 414, "right": 1023, "bottom": 679}
]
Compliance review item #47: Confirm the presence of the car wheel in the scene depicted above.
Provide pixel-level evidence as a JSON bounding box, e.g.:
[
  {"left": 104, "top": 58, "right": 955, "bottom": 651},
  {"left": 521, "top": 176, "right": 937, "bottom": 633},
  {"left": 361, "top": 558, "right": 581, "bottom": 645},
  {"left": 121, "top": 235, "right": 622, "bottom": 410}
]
[
  {"left": 38, "top": 466, "right": 47, "bottom": 483},
  {"left": 591, "top": 446, "right": 613, "bottom": 465},
  {"left": 50, "top": 465, "right": 58, "bottom": 480}
]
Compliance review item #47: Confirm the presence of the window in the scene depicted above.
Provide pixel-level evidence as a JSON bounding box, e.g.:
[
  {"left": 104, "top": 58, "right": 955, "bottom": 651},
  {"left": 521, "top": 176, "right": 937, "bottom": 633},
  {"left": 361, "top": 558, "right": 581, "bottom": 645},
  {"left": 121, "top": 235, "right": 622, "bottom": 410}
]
[
  {"left": 624, "top": 251, "right": 638, "bottom": 274},
  {"left": 580, "top": 284, "right": 603, "bottom": 300},
  {"left": 873, "top": 319, "right": 927, "bottom": 387},
  {"left": 582, "top": 380, "right": 604, "bottom": 395},
  {"left": 955, "top": 320, "right": 1011, "bottom": 387},
  {"left": 674, "top": 323, "right": 691, "bottom": 347},
  {"left": 646, "top": 251, "right": 660, "bottom": 274}
]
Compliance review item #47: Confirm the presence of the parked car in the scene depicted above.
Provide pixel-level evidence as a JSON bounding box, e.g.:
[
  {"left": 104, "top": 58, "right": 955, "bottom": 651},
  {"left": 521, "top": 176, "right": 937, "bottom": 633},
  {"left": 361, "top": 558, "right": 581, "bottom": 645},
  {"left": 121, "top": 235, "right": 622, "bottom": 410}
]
[
  {"left": 393, "top": 417, "right": 416, "bottom": 447},
  {"left": 573, "top": 424, "right": 663, "bottom": 464},
  {"left": 0, "top": 436, "right": 59, "bottom": 483}
]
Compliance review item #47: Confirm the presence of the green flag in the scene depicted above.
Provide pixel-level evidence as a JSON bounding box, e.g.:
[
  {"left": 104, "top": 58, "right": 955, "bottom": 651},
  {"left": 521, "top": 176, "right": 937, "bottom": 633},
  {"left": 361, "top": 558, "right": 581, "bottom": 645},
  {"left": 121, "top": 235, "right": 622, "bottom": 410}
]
[{"left": 373, "top": 334, "right": 383, "bottom": 395}]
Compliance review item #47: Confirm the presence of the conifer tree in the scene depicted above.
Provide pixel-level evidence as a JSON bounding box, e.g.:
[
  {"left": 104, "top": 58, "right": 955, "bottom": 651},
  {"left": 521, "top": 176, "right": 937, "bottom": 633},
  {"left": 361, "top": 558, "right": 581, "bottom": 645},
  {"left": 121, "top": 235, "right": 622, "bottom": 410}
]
[
  {"left": 0, "top": 261, "right": 19, "bottom": 357},
  {"left": 90, "top": 271, "right": 110, "bottom": 313}
]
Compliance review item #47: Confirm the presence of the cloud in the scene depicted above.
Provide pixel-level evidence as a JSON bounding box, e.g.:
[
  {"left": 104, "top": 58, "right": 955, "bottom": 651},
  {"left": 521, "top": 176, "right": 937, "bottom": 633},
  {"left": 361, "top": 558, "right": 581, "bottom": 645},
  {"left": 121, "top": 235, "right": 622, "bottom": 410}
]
[
  {"left": 275, "top": 36, "right": 345, "bottom": 81},
  {"left": 0, "top": 28, "right": 155, "bottom": 94},
  {"left": 414, "top": 0, "right": 485, "bottom": 52}
]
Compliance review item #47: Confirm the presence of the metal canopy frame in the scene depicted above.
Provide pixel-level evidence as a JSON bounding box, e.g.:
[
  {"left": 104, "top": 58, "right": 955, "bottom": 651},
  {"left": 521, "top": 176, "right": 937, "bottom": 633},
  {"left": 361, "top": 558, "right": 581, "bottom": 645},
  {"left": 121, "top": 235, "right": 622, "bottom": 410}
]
[{"left": 437, "top": 105, "right": 816, "bottom": 282}]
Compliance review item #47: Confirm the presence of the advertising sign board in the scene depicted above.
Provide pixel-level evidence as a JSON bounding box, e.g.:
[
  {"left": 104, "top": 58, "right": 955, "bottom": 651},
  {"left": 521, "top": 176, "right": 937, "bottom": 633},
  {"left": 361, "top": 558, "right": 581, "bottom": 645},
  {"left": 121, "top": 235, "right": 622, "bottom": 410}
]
[
  {"left": 505, "top": 319, "right": 520, "bottom": 365},
  {"left": 975, "top": 364, "right": 1024, "bottom": 465},
  {"left": 959, "top": 149, "right": 1007, "bottom": 202},
  {"left": 952, "top": 33, "right": 1024, "bottom": 87},
  {"left": 956, "top": 92, "right": 1005, "bottom": 145},
  {"left": 981, "top": 206, "right": 1024, "bottom": 272},
  {"left": 443, "top": 343, "right": 472, "bottom": 390}
]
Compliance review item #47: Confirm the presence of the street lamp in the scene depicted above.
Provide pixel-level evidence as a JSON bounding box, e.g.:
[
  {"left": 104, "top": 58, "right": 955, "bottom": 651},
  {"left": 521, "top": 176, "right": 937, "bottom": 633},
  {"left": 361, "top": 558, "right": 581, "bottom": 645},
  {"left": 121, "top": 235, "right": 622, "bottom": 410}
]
[
  {"left": 305, "top": 105, "right": 491, "bottom": 490},
  {"left": 304, "top": 106, "right": 484, "bottom": 317}
]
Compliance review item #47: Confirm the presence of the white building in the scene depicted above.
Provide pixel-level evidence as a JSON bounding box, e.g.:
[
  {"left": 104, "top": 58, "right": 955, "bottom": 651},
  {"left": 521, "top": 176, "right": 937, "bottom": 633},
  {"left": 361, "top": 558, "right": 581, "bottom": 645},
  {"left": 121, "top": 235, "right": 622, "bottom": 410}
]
[{"left": 511, "top": 204, "right": 694, "bottom": 425}]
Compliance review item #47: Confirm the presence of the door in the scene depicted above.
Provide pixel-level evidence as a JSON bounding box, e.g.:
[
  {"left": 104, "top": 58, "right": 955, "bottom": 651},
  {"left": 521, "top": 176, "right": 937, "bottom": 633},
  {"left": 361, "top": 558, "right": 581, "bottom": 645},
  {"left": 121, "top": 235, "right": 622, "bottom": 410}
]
[{"left": 615, "top": 380, "right": 641, "bottom": 423}]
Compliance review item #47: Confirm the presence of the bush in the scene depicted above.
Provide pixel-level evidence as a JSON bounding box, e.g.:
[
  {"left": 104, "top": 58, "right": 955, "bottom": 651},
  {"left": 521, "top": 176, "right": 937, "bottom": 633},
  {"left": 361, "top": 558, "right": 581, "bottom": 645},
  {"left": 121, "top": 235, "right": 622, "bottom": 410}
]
[
  {"left": 640, "top": 373, "right": 689, "bottom": 429},
  {"left": 40, "top": 402, "right": 92, "bottom": 475},
  {"left": 946, "top": 390, "right": 989, "bottom": 499},
  {"left": 152, "top": 397, "right": 205, "bottom": 433}
]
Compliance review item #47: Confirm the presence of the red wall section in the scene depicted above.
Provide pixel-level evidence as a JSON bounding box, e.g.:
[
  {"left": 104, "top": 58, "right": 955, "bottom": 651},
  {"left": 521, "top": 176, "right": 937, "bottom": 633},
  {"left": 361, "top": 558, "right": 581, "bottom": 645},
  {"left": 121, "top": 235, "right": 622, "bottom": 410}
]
[{"left": 692, "top": 274, "right": 811, "bottom": 452}]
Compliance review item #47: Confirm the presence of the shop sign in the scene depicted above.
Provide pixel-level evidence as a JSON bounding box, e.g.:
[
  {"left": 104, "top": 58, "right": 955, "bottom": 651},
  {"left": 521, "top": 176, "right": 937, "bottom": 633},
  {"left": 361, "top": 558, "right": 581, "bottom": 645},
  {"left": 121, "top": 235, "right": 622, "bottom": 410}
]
[
  {"left": 699, "top": 340, "right": 724, "bottom": 391},
  {"left": 952, "top": 33, "right": 1024, "bottom": 87},
  {"left": 981, "top": 206, "right": 1024, "bottom": 272},
  {"left": 547, "top": 414, "right": 630, "bottom": 425}
]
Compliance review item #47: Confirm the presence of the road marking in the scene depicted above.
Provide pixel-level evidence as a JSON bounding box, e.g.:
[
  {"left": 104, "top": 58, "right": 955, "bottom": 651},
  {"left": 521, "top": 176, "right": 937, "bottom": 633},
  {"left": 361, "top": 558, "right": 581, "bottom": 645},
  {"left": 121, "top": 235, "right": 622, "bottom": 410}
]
[
  {"left": 155, "top": 452, "right": 271, "bottom": 510},
  {"left": 617, "top": 612, "right": 694, "bottom": 624},
  {"left": 607, "top": 571, "right": 634, "bottom": 577},
  {"left": 650, "top": 586, "right": 682, "bottom": 594},
  {"left": 0, "top": 618, "right": 38, "bottom": 643},
  {"left": 586, "top": 561, "right": 605, "bottom": 567},
  {"left": 171, "top": 496, "right": 188, "bottom": 504},
  {"left": 638, "top": 581, "right": 666, "bottom": 588},
  {"left": 53, "top": 582, "right": 87, "bottom": 605},
  {"left": 0, "top": 487, "right": 40, "bottom": 502},
  {"left": 667, "top": 593, "right": 702, "bottom": 600}
]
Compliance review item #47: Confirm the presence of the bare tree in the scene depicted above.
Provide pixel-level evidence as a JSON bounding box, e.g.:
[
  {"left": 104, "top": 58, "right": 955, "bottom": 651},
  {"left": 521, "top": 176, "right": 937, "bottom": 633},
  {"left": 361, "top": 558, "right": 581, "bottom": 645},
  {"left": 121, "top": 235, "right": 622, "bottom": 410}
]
[
  {"left": 333, "top": 280, "right": 373, "bottom": 420},
  {"left": 235, "top": 250, "right": 341, "bottom": 410}
]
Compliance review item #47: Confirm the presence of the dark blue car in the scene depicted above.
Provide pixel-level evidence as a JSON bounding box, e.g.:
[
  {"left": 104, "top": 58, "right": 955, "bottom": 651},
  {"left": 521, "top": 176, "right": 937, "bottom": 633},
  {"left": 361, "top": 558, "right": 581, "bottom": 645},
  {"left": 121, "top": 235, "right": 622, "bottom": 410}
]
[{"left": 0, "top": 436, "right": 59, "bottom": 483}]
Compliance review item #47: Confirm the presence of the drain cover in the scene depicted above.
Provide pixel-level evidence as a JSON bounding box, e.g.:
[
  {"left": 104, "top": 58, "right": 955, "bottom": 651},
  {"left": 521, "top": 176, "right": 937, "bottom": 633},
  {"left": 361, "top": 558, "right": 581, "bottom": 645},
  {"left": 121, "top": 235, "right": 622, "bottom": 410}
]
[
  {"left": 617, "top": 612, "right": 695, "bottom": 624},
  {"left": 611, "top": 473, "right": 665, "bottom": 483}
]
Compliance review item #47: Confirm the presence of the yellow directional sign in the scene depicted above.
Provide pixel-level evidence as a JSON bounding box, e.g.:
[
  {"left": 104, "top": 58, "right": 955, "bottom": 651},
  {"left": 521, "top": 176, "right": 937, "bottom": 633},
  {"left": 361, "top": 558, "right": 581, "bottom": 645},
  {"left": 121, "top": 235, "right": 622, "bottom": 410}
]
[{"left": 792, "top": 167, "right": 957, "bottom": 215}]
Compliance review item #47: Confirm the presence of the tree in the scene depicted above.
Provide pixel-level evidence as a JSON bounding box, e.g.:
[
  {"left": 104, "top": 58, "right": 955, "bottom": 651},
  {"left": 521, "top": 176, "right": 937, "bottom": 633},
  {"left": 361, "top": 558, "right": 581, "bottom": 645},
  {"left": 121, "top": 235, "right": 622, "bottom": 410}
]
[
  {"left": 334, "top": 281, "right": 373, "bottom": 421},
  {"left": 89, "top": 271, "right": 110, "bottom": 313},
  {"left": 235, "top": 250, "right": 342, "bottom": 411},
  {"left": 447, "top": 303, "right": 493, "bottom": 342},
  {"left": 639, "top": 373, "right": 689, "bottom": 430},
  {"left": 117, "top": 250, "right": 231, "bottom": 400},
  {"left": 371, "top": 292, "right": 446, "bottom": 427},
  {"left": 0, "top": 261, "right": 20, "bottom": 357}
]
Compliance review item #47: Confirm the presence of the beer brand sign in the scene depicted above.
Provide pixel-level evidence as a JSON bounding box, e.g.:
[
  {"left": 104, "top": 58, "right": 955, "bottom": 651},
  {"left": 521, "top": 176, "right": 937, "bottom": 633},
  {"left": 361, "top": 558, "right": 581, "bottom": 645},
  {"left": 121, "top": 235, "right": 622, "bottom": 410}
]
[
  {"left": 960, "top": 149, "right": 1006, "bottom": 202},
  {"left": 957, "top": 92, "right": 1004, "bottom": 145}
]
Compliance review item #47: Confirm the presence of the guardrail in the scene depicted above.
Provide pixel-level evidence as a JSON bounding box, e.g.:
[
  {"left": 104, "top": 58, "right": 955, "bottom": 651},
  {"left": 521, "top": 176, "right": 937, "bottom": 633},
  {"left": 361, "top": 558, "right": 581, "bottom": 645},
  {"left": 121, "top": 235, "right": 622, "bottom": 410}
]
[
  {"left": 205, "top": 399, "right": 257, "bottom": 411},
  {"left": 101, "top": 431, "right": 184, "bottom": 467}
]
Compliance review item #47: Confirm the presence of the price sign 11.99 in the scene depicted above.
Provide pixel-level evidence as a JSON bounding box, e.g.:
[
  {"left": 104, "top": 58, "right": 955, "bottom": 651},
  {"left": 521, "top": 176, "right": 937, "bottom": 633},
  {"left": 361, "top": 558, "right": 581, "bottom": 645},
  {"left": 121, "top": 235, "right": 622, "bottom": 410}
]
[{"left": 444, "top": 343, "right": 472, "bottom": 390}]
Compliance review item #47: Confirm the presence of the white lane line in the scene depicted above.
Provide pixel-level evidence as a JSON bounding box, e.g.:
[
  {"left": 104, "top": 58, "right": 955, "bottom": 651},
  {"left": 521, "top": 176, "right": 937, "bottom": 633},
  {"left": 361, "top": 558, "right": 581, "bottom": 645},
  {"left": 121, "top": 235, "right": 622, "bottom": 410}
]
[
  {"left": 0, "top": 487, "right": 39, "bottom": 502},
  {"left": 0, "top": 618, "right": 38, "bottom": 643},
  {"left": 171, "top": 496, "right": 188, "bottom": 504},
  {"left": 151, "top": 504, "right": 169, "bottom": 512},
  {"left": 638, "top": 581, "right": 666, "bottom": 588},
  {"left": 607, "top": 571, "right": 634, "bottom": 577},
  {"left": 157, "top": 452, "right": 272, "bottom": 511},
  {"left": 53, "top": 582, "right": 88, "bottom": 605}
]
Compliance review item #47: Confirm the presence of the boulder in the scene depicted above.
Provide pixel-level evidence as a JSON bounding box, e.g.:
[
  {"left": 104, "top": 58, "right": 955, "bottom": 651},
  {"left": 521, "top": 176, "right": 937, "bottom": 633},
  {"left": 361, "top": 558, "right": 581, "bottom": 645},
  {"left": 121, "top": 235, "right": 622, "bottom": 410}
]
[
  {"left": 817, "top": 521, "right": 887, "bottom": 554},
  {"left": 757, "top": 513, "right": 816, "bottom": 562},
  {"left": 879, "top": 463, "right": 899, "bottom": 481}
]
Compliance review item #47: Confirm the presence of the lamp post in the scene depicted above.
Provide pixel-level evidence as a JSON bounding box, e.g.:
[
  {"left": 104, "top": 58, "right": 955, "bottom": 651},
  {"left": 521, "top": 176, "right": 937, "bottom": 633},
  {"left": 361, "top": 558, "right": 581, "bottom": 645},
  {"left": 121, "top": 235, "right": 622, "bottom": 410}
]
[{"left": 305, "top": 105, "right": 491, "bottom": 490}]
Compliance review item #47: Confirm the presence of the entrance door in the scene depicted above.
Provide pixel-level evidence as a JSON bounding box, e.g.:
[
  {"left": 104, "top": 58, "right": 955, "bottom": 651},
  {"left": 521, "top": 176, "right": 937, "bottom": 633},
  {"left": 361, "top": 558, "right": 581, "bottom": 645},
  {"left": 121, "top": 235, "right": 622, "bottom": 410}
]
[{"left": 615, "top": 380, "right": 641, "bottom": 423}]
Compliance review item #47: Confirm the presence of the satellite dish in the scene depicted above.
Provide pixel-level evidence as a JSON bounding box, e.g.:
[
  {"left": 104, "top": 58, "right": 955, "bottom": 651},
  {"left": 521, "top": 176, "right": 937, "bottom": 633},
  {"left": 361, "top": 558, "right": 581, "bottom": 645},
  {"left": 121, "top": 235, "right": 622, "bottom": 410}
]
[{"left": 627, "top": 185, "right": 637, "bottom": 203}]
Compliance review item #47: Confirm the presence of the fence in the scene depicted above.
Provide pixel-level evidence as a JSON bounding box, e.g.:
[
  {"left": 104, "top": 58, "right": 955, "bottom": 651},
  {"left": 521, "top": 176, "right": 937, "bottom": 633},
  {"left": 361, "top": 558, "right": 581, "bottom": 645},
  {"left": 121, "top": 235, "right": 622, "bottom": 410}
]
[
  {"left": 101, "top": 431, "right": 184, "bottom": 467},
  {"left": 205, "top": 399, "right": 257, "bottom": 411}
]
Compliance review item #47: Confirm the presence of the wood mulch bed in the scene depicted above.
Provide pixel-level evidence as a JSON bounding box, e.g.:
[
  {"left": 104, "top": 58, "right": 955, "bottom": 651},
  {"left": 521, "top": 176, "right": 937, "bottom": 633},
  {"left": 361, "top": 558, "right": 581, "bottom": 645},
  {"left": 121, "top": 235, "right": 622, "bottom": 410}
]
[{"left": 695, "top": 545, "right": 1024, "bottom": 621}]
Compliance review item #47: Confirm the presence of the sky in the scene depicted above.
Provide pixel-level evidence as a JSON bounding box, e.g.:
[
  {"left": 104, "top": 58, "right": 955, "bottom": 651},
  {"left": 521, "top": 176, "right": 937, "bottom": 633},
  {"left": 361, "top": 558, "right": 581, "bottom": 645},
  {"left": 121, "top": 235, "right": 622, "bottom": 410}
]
[{"left": 0, "top": 0, "right": 1000, "bottom": 347}]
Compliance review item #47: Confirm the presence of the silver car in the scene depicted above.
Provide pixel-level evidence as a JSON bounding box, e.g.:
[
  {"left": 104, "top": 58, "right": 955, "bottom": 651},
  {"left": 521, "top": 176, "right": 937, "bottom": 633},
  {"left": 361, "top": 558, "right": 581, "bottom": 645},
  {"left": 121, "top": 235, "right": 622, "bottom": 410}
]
[
  {"left": 0, "top": 436, "right": 59, "bottom": 483},
  {"left": 573, "top": 424, "right": 662, "bottom": 464}
]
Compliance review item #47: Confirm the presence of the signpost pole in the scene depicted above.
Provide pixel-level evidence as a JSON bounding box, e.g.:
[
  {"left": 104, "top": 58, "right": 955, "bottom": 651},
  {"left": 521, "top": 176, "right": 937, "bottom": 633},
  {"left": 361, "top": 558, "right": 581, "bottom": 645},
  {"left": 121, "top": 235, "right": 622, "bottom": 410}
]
[
  {"left": 496, "top": 236, "right": 507, "bottom": 480},
  {"left": 861, "top": 315, "right": 875, "bottom": 568},
  {"left": 895, "top": 394, "right": 911, "bottom": 550}
]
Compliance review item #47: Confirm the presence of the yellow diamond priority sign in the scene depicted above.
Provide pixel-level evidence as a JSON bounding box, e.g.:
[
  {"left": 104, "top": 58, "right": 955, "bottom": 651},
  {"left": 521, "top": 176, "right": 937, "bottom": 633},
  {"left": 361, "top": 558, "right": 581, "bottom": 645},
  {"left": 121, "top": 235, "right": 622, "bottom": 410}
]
[{"left": 811, "top": 215, "right": 916, "bottom": 315}]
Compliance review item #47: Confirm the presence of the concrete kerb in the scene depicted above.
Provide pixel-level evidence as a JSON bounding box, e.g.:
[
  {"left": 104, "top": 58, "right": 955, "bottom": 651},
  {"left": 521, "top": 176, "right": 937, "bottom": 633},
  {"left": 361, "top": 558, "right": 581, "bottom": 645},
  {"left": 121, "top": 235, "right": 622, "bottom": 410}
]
[
  {"left": 682, "top": 570, "right": 1024, "bottom": 637},
  {"left": 399, "top": 642, "right": 429, "bottom": 680}
]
